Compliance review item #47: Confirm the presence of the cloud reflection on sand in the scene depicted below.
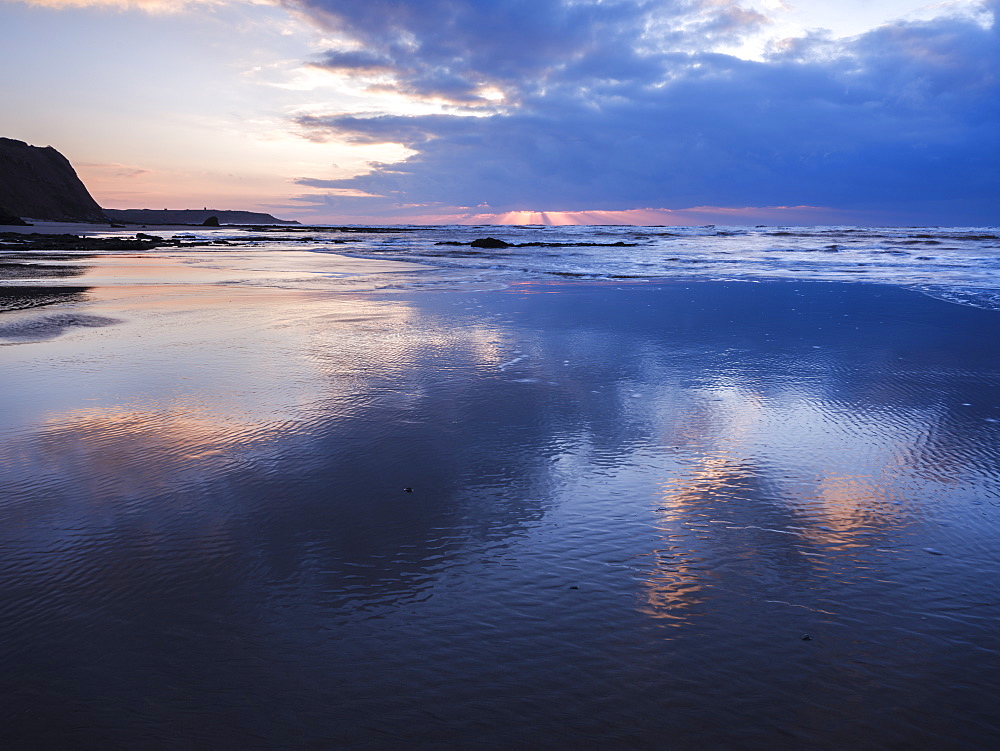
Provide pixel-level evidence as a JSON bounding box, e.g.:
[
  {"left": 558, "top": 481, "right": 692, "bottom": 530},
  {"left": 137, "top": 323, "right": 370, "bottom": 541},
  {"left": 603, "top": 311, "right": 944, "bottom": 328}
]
[{"left": 2, "top": 273, "right": 1000, "bottom": 747}]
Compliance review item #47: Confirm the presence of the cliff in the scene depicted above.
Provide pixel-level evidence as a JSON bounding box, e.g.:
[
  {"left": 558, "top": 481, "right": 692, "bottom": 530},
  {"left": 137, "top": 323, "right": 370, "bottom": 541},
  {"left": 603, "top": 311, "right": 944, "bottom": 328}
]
[
  {"left": 104, "top": 209, "right": 298, "bottom": 225},
  {"left": 0, "top": 137, "right": 108, "bottom": 223}
]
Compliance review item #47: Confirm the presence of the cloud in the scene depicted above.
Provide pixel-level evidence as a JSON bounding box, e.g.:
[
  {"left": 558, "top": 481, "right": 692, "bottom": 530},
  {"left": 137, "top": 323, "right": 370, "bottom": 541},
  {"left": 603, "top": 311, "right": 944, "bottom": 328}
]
[
  {"left": 5, "top": 0, "right": 282, "bottom": 10},
  {"left": 287, "top": 0, "right": 769, "bottom": 104},
  {"left": 79, "top": 162, "right": 152, "bottom": 178},
  {"left": 289, "top": 1, "right": 999, "bottom": 223}
]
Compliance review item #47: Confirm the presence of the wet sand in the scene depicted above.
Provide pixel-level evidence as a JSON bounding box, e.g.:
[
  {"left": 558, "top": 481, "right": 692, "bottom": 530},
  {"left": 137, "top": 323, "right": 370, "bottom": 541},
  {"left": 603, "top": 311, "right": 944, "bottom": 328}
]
[{"left": 2, "top": 249, "right": 1000, "bottom": 748}]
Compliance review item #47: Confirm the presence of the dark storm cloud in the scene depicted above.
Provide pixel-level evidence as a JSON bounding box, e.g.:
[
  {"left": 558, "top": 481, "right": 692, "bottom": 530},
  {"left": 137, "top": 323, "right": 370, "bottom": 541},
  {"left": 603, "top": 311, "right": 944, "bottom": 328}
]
[
  {"left": 286, "top": 0, "right": 999, "bottom": 222},
  {"left": 287, "top": 0, "right": 766, "bottom": 101}
]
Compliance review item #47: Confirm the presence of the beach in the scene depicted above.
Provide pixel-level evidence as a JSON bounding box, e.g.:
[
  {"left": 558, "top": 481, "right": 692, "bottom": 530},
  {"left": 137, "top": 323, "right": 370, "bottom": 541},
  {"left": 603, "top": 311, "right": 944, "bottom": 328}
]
[{"left": 2, "top": 229, "right": 1000, "bottom": 748}]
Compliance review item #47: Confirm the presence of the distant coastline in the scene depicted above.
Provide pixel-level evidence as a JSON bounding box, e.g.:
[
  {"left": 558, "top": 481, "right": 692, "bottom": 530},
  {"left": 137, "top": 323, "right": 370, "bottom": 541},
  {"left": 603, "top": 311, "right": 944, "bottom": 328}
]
[{"left": 104, "top": 209, "right": 298, "bottom": 226}]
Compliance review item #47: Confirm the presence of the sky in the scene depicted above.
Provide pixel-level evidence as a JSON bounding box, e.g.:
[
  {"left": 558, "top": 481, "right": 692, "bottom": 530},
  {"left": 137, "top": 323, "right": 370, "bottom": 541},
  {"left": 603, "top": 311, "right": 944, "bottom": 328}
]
[{"left": 0, "top": 0, "right": 997, "bottom": 225}]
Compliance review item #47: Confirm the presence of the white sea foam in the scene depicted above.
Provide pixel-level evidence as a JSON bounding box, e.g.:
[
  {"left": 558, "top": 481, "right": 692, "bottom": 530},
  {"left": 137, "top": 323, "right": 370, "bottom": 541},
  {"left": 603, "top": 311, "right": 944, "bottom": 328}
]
[{"left": 292, "top": 224, "right": 1000, "bottom": 308}]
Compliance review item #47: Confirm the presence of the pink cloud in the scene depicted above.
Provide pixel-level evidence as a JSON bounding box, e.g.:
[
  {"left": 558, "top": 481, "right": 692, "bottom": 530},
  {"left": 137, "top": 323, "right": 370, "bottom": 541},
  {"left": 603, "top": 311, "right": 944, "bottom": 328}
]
[
  {"left": 6, "top": 0, "right": 224, "bottom": 10},
  {"left": 79, "top": 162, "right": 152, "bottom": 179}
]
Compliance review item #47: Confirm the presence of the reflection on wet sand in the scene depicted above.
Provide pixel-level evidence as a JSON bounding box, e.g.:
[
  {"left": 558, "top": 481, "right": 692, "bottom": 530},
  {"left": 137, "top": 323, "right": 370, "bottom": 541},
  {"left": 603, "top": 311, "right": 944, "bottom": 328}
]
[
  {"left": 72, "top": 248, "right": 435, "bottom": 289},
  {"left": 637, "top": 346, "right": 997, "bottom": 624}
]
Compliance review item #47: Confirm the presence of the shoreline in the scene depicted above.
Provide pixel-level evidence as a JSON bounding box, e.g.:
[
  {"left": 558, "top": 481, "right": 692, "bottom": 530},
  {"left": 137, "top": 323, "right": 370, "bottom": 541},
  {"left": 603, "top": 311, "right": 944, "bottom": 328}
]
[{"left": 0, "top": 231, "right": 442, "bottom": 315}]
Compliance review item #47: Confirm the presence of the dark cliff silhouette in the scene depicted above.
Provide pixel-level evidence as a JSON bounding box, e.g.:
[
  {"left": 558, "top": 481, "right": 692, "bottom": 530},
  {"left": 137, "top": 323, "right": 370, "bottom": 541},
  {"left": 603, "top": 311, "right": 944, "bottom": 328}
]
[{"left": 0, "top": 137, "right": 108, "bottom": 223}]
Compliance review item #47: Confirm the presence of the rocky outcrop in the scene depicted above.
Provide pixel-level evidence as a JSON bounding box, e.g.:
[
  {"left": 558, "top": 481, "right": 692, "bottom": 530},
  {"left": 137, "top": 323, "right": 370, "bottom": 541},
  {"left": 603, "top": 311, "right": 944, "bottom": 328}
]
[
  {"left": 0, "top": 205, "right": 30, "bottom": 226},
  {"left": 470, "top": 237, "right": 511, "bottom": 248},
  {"left": 0, "top": 138, "right": 107, "bottom": 223},
  {"left": 104, "top": 209, "right": 298, "bottom": 225},
  {"left": 440, "top": 238, "right": 636, "bottom": 249}
]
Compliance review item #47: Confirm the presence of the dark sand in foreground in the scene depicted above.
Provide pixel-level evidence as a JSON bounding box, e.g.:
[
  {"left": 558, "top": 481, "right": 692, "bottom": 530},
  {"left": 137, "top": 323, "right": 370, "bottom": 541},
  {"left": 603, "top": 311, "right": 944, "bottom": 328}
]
[{"left": 2, "top": 248, "right": 1000, "bottom": 748}]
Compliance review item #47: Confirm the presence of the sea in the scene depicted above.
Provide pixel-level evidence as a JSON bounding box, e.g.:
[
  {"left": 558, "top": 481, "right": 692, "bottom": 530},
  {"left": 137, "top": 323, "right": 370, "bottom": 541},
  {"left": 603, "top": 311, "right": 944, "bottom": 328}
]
[{"left": 167, "top": 223, "right": 1000, "bottom": 309}]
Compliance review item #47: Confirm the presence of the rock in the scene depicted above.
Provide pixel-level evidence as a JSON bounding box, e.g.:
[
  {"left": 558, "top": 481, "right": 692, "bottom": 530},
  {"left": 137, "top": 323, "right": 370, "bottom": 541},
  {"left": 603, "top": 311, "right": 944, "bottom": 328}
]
[
  {"left": 470, "top": 237, "right": 510, "bottom": 249},
  {"left": 0, "top": 204, "right": 29, "bottom": 226},
  {"left": 202, "top": 216, "right": 221, "bottom": 227},
  {"left": 0, "top": 231, "right": 217, "bottom": 251}
]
